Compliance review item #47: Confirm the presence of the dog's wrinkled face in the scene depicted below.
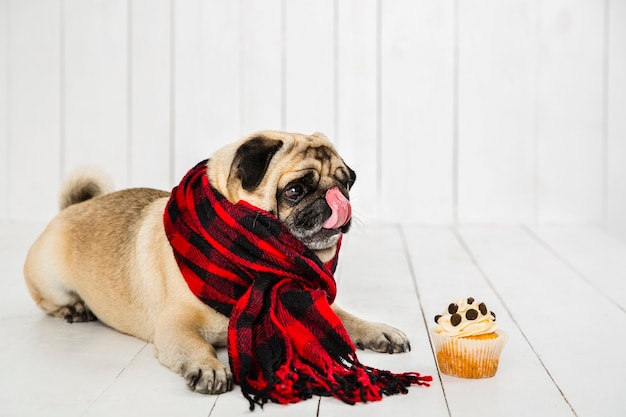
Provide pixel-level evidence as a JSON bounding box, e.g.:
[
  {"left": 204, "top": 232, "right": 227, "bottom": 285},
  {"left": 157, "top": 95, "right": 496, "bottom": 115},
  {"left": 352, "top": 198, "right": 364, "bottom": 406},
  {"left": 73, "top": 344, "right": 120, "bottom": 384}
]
[
  {"left": 209, "top": 131, "right": 356, "bottom": 255},
  {"left": 273, "top": 144, "right": 355, "bottom": 251}
]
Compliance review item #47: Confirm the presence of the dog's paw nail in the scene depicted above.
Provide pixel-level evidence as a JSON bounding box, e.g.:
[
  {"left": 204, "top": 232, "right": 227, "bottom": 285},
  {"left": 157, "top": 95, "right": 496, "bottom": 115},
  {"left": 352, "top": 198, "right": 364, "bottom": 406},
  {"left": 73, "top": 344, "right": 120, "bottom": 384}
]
[
  {"left": 184, "top": 364, "right": 233, "bottom": 394},
  {"left": 185, "top": 369, "right": 202, "bottom": 391}
]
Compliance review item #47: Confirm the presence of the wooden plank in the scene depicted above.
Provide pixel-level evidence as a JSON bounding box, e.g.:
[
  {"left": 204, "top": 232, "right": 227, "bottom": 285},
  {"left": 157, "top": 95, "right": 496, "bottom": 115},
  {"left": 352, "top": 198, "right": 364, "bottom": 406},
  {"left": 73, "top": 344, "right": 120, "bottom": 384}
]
[
  {"left": 172, "top": 0, "right": 204, "bottom": 181},
  {"left": 4, "top": 223, "right": 624, "bottom": 415},
  {"left": 379, "top": 0, "right": 455, "bottom": 223},
  {"left": 283, "top": 0, "right": 334, "bottom": 135},
  {"left": 0, "top": 317, "right": 146, "bottom": 417},
  {"left": 129, "top": 0, "right": 172, "bottom": 190},
  {"left": 0, "top": 0, "right": 7, "bottom": 221},
  {"left": 458, "top": 227, "right": 625, "bottom": 417},
  {"left": 335, "top": 0, "right": 379, "bottom": 221},
  {"left": 239, "top": 0, "right": 283, "bottom": 135},
  {"left": 404, "top": 225, "right": 576, "bottom": 417},
  {"left": 607, "top": 0, "right": 626, "bottom": 241},
  {"left": 63, "top": 0, "right": 128, "bottom": 189},
  {"left": 457, "top": 0, "right": 535, "bottom": 224},
  {"left": 6, "top": 0, "right": 61, "bottom": 221},
  {"left": 319, "top": 226, "right": 448, "bottom": 417},
  {"left": 530, "top": 226, "right": 626, "bottom": 311},
  {"left": 173, "top": 0, "right": 240, "bottom": 182},
  {"left": 536, "top": 0, "right": 605, "bottom": 224},
  {"left": 83, "top": 345, "right": 216, "bottom": 417}
]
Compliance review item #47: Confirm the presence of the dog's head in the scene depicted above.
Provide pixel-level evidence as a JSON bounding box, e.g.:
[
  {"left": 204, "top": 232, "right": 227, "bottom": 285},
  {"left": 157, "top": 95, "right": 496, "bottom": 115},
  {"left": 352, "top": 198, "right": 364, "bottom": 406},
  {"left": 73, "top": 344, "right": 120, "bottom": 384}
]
[{"left": 208, "top": 131, "right": 356, "bottom": 261}]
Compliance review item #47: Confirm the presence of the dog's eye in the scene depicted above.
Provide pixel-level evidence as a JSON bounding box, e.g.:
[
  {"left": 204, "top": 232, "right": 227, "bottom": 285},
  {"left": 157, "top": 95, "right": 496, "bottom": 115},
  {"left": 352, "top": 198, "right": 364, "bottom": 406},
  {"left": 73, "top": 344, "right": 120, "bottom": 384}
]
[{"left": 284, "top": 184, "right": 305, "bottom": 201}]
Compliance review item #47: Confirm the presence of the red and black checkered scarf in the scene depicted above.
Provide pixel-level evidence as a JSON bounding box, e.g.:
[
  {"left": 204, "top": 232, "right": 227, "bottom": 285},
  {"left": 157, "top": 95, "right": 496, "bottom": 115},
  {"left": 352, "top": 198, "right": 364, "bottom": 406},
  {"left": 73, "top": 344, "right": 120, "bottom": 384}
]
[{"left": 163, "top": 160, "right": 431, "bottom": 409}]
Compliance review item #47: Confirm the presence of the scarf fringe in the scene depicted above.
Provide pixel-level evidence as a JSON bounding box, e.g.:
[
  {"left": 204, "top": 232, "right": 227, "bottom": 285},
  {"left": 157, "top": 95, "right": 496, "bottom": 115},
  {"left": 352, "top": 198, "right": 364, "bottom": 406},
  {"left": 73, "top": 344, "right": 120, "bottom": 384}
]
[{"left": 241, "top": 357, "right": 433, "bottom": 410}]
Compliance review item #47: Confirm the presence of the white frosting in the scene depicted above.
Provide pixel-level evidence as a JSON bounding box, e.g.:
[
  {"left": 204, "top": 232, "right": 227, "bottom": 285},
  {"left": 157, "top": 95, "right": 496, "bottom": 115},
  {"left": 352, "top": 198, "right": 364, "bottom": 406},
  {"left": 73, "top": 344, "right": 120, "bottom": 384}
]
[{"left": 433, "top": 297, "right": 498, "bottom": 338}]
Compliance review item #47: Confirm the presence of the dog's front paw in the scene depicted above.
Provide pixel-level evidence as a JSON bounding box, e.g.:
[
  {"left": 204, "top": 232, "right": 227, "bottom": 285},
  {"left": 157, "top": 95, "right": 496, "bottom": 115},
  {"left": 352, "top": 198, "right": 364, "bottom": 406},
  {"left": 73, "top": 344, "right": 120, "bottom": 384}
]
[
  {"left": 184, "top": 358, "right": 233, "bottom": 394},
  {"left": 354, "top": 323, "right": 411, "bottom": 354}
]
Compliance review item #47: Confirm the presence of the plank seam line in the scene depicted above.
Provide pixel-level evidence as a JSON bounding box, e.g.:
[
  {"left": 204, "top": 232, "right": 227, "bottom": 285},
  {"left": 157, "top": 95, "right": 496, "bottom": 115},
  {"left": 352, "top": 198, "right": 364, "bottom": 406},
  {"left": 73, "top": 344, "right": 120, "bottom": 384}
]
[
  {"left": 523, "top": 226, "right": 624, "bottom": 314},
  {"left": 79, "top": 342, "right": 150, "bottom": 417},
  {"left": 451, "top": 0, "right": 459, "bottom": 226},
  {"left": 126, "top": 0, "right": 132, "bottom": 187},
  {"left": 207, "top": 390, "right": 219, "bottom": 416},
  {"left": 397, "top": 224, "right": 452, "bottom": 417},
  {"left": 168, "top": 0, "right": 176, "bottom": 188},
  {"left": 315, "top": 395, "right": 321, "bottom": 417},
  {"left": 59, "top": 0, "right": 66, "bottom": 189},
  {"left": 453, "top": 227, "right": 579, "bottom": 417},
  {"left": 602, "top": 0, "right": 609, "bottom": 229}
]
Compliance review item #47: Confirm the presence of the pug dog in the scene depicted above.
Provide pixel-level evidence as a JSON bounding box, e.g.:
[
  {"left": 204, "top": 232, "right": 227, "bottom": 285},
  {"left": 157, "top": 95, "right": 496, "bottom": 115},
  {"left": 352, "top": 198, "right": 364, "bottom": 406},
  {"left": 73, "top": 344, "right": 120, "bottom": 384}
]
[{"left": 24, "top": 131, "right": 411, "bottom": 395}]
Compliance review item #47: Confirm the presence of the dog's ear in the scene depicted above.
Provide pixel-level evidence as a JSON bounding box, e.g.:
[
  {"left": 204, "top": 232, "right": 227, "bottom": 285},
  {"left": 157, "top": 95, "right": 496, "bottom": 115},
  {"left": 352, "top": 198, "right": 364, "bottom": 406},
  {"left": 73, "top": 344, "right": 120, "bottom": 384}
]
[
  {"left": 345, "top": 163, "right": 356, "bottom": 190},
  {"left": 232, "top": 137, "right": 283, "bottom": 191}
]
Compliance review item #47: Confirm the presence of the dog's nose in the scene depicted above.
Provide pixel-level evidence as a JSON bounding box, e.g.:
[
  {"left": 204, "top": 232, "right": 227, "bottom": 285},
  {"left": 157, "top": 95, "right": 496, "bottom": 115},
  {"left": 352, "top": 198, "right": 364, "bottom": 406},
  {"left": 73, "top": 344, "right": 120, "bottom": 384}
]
[{"left": 322, "top": 187, "right": 352, "bottom": 229}]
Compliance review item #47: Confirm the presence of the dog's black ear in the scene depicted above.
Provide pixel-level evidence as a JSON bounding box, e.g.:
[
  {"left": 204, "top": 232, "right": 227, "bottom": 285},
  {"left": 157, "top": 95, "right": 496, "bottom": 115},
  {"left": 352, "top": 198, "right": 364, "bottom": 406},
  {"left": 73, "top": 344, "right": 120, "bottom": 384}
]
[
  {"left": 232, "top": 137, "right": 283, "bottom": 191},
  {"left": 346, "top": 164, "right": 356, "bottom": 189}
]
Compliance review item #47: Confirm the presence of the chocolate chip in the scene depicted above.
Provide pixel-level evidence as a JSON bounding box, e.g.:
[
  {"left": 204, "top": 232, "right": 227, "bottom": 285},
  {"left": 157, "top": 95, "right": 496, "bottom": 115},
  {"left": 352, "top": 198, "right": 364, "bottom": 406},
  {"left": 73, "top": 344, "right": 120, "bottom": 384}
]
[
  {"left": 467, "top": 297, "right": 475, "bottom": 304},
  {"left": 451, "top": 313, "right": 462, "bottom": 326},
  {"left": 466, "top": 309, "right": 478, "bottom": 320},
  {"left": 490, "top": 311, "right": 496, "bottom": 320},
  {"left": 434, "top": 315, "right": 442, "bottom": 324},
  {"left": 448, "top": 303, "right": 458, "bottom": 314},
  {"left": 479, "top": 302, "right": 488, "bottom": 315}
]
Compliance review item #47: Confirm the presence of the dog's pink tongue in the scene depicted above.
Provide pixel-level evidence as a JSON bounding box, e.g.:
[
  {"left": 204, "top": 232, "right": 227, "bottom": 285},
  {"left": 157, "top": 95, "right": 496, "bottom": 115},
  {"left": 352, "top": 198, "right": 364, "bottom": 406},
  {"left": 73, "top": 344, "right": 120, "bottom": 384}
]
[{"left": 323, "top": 187, "right": 352, "bottom": 229}]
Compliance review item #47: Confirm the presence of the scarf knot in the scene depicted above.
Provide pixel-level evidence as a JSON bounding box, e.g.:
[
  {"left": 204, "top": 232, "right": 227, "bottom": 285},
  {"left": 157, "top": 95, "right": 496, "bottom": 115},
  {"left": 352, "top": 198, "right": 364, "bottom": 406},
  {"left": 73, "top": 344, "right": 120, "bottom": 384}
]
[{"left": 164, "top": 160, "right": 431, "bottom": 410}]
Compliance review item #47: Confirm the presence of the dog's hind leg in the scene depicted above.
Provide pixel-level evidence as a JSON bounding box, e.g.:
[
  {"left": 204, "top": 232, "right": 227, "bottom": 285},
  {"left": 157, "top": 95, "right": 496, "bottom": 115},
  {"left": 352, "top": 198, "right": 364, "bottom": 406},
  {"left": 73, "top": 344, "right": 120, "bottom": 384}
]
[
  {"left": 24, "top": 266, "right": 97, "bottom": 324},
  {"left": 23, "top": 223, "right": 97, "bottom": 324},
  {"left": 35, "top": 293, "right": 97, "bottom": 323}
]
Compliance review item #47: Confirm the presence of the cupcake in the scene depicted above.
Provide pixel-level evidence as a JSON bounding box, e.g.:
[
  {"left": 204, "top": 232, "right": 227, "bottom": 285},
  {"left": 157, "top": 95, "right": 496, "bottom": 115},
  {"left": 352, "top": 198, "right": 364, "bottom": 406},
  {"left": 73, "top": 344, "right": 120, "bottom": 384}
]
[{"left": 431, "top": 297, "right": 508, "bottom": 378}]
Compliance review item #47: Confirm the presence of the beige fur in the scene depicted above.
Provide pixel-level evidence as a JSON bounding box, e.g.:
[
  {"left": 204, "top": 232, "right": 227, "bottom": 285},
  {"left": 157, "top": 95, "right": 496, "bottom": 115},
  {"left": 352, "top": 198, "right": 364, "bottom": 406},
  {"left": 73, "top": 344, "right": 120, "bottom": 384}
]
[{"left": 24, "top": 131, "right": 410, "bottom": 395}]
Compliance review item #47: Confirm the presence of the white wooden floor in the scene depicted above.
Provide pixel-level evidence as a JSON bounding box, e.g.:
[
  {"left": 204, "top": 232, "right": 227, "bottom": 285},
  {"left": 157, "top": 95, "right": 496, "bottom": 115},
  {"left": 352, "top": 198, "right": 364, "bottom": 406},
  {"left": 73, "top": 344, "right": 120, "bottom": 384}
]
[{"left": 0, "top": 222, "right": 624, "bottom": 417}]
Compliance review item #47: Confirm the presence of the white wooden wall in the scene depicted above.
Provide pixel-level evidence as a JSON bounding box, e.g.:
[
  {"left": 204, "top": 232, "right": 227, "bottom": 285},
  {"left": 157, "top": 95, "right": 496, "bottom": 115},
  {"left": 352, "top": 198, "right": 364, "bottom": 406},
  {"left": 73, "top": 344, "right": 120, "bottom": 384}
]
[{"left": 1, "top": 0, "right": 625, "bottom": 239}]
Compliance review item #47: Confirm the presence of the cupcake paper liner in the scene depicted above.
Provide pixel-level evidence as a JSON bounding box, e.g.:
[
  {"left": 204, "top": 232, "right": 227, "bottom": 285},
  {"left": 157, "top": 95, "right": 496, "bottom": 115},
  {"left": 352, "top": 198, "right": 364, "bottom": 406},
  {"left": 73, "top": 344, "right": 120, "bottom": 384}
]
[{"left": 431, "top": 329, "right": 508, "bottom": 379}]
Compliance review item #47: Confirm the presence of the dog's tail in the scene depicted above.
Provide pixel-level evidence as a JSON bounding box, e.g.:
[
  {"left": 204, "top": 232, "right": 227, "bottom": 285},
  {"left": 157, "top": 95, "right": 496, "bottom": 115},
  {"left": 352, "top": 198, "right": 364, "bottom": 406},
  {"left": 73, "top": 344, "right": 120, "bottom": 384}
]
[{"left": 59, "top": 168, "right": 114, "bottom": 211}]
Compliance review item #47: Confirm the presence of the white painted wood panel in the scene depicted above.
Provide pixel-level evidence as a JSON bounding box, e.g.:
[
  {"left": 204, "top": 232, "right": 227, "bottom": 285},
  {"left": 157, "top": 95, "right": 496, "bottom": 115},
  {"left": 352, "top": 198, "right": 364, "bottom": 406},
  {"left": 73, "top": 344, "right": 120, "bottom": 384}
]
[
  {"left": 457, "top": 0, "right": 536, "bottom": 224},
  {"left": 536, "top": 0, "right": 605, "bottom": 225},
  {"left": 63, "top": 0, "right": 128, "bottom": 189},
  {"left": 0, "top": 222, "right": 41, "bottom": 318},
  {"left": 403, "top": 226, "right": 576, "bottom": 417},
  {"left": 458, "top": 227, "right": 625, "bottom": 417},
  {"left": 335, "top": 0, "right": 379, "bottom": 221},
  {"left": 607, "top": 0, "right": 626, "bottom": 241},
  {"left": 284, "top": 0, "right": 334, "bottom": 135},
  {"left": 0, "top": 0, "right": 7, "bottom": 220},
  {"left": 129, "top": 0, "right": 172, "bottom": 190},
  {"left": 7, "top": 0, "right": 61, "bottom": 220},
  {"left": 1, "top": 0, "right": 624, "bottom": 236},
  {"left": 173, "top": 0, "right": 240, "bottom": 182},
  {"left": 172, "top": 0, "right": 206, "bottom": 181},
  {"left": 239, "top": 0, "right": 283, "bottom": 135},
  {"left": 379, "top": 0, "right": 455, "bottom": 224}
]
